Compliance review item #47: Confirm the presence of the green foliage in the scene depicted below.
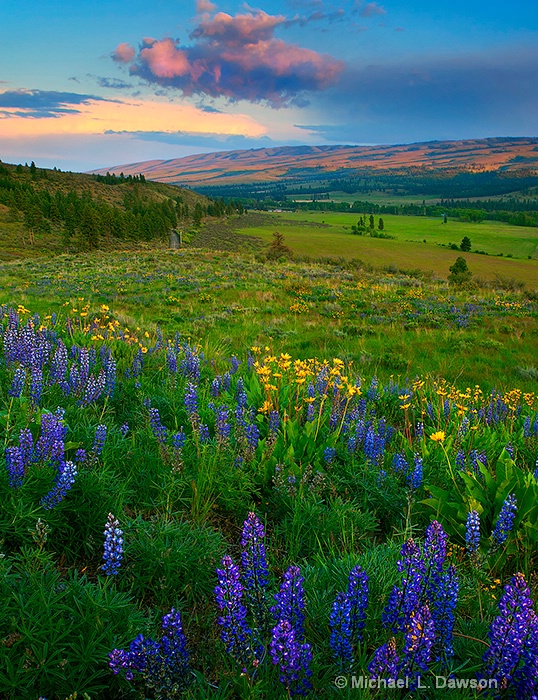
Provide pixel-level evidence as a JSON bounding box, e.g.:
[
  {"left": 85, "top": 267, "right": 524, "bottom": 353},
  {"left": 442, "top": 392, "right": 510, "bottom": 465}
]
[
  {"left": 448, "top": 256, "right": 473, "bottom": 286},
  {"left": 420, "top": 450, "right": 538, "bottom": 569},
  {"left": 460, "top": 235, "right": 472, "bottom": 252},
  {"left": 0, "top": 548, "right": 142, "bottom": 699},
  {"left": 266, "top": 230, "right": 293, "bottom": 260}
]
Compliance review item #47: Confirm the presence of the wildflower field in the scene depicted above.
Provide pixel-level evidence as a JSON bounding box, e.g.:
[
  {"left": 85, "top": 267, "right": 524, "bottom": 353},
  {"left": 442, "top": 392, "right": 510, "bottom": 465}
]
[{"left": 0, "top": 248, "right": 538, "bottom": 699}]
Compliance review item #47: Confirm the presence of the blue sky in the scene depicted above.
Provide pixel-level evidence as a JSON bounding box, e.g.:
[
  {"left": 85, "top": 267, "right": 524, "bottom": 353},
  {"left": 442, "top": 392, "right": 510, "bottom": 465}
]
[{"left": 1, "top": 0, "right": 537, "bottom": 171}]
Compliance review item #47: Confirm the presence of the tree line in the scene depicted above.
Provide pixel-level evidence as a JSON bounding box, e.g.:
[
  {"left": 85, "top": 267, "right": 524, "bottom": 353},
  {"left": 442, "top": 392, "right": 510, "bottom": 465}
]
[{"left": 0, "top": 164, "right": 244, "bottom": 249}]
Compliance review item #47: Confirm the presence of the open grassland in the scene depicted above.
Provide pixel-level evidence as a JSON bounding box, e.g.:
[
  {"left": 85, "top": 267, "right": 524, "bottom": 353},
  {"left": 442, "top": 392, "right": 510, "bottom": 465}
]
[
  {"left": 233, "top": 211, "right": 538, "bottom": 285},
  {"left": 0, "top": 249, "right": 536, "bottom": 392}
]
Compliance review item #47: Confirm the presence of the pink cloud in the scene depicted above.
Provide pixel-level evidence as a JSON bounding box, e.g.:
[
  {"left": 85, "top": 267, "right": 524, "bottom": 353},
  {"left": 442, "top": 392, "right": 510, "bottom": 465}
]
[
  {"left": 196, "top": 0, "right": 216, "bottom": 13},
  {"left": 190, "top": 10, "right": 287, "bottom": 45},
  {"left": 115, "top": 8, "right": 344, "bottom": 106},
  {"left": 139, "top": 39, "right": 192, "bottom": 79},
  {"left": 112, "top": 42, "right": 136, "bottom": 63}
]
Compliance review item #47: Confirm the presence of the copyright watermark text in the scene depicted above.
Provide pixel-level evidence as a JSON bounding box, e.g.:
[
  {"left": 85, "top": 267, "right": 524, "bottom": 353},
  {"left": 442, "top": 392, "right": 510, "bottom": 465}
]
[{"left": 334, "top": 675, "right": 499, "bottom": 691}]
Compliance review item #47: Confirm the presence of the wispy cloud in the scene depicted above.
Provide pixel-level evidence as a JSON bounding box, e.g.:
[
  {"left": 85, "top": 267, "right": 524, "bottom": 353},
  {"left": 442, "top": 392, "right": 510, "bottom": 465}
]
[
  {"left": 113, "top": 7, "right": 344, "bottom": 107},
  {"left": 104, "top": 129, "right": 289, "bottom": 150},
  {"left": 0, "top": 89, "right": 107, "bottom": 119},
  {"left": 353, "top": 2, "right": 387, "bottom": 18}
]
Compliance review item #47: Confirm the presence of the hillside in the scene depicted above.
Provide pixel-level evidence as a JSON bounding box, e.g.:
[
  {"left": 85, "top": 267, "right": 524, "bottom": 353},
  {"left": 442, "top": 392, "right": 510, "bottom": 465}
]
[
  {"left": 92, "top": 137, "right": 538, "bottom": 187},
  {"left": 0, "top": 160, "right": 212, "bottom": 260}
]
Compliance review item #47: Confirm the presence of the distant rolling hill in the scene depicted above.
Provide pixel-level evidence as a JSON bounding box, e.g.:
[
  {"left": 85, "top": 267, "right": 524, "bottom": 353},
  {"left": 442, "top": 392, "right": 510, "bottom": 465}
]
[{"left": 92, "top": 137, "right": 538, "bottom": 187}]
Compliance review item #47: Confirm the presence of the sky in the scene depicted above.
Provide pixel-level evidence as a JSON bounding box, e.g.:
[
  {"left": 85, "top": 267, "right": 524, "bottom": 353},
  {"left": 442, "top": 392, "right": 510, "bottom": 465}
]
[{"left": 1, "top": 0, "right": 537, "bottom": 171}]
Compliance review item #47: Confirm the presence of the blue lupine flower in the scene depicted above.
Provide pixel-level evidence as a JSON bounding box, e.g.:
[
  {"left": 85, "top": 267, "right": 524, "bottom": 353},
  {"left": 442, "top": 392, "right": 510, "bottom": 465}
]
[
  {"left": 102, "top": 512, "right": 124, "bottom": 575},
  {"left": 149, "top": 408, "right": 167, "bottom": 445},
  {"left": 455, "top": 451, "right": 466, "bottom": 471},
  {"left": 382, "top": 539, "right": 425, "bottom": 633},
  {"left": 184, "top": 382, "right": 199, "bottom": 423},
  {"left": 215, "top": 555, "right": 259, "bottom": 670},
  {"left": 215, "top": 405, "right": 231, "bottom": 444},
  {"left": 199, "top": 423, "right": 210, "bottom": 444},
  {"left": 270, "top": 620, "right": 313, "bottom": 697},
  {"left": 347, "top": 565, "right": 369, "bottom": 644},
  {"left": 41, "top": 460, "right": 77, "bottom": 510},
  {"left": 241, "top": 513, "right": 269, "bottom": 628},
  {"left": 78, "top": 372, "right": 106, "bottom": 407},
  {"left": 210, "top": 376, "right": 221, "bottom": 397},
  {"left": 6, "top": 446, "right": 25, "bottom": 488},
  {"left": 415, "top": 421, "right": 424, "bottom": 439},
  {"left": 392, "top": 453, "right": 408, "bottom": 473},
  {"left": 324, "top": 446, "right": 336, "bottom": 464},
  {"left": 230, "top": 355, "right": 240, "bottom": 374},
  {"left": 514, "top": 614, "right": 538, "bottom": 699},
  {"left": 19, "top": 428, "right": 35, "bottom": 467},
  {"left": 269, "top": 410, "right": 280, "bottom": 436},
  {"left": 423, "top": 520, "right": 447, "bottom": 572},
  {"left": 159, "top": 608, "right": 191, "bottom": 688},
  {"left": 492, "top": 494, "right": 517, "bottom": 547},
  {"left": 399, "top": 604, "right": 435, "bottom": 688},
  {"left": 120, "top": 423, "right": 129, "bottom": 437},
  {"left": 92, "top": 424, "right": 107, "bottom": 456},
  {"left": 407, "top": 453, "right": 423, "bottom": 489},
  {"left": 465, "top": 510, "right": 481, "bottom": 556},
  {"left": 330, "top": 592, "right": 354, "bottom": 669},
  {"left": 166, "top": 348, "right": 178, "bottom": 374},
  {"left": 8, "top": 367, "right": 26, "bottom": 398},
  {"left": 172, "top": 429, "right": 186, "bottom": 451},
  {"left": 109, "top": 609, "right": 191, "bottom": 691},
  {"left": 481, "top": 573, "right": 535, "bottom": 690},
  {"left": 104, "top": 354, "right": 116, "bottom": 397},
  {"left": 430, "top": 564, "right": 458, "bottom": 663},
  {"left": 272, "top": 566, "right": 306, "bottom": 641},
  {"left": 369, "top": 638, "right": 399, "bottom": 679},
  {"left": 245, "top": 423, "right": 259, "bottom": 453},
  {"left": 30, "top": 367, "right": 43, "bottom": 406}
]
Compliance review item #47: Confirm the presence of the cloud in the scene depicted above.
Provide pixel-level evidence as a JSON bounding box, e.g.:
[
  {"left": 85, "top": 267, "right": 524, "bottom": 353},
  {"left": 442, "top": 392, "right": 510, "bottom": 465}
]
[
  {"left": 196, "top": 0, "right": 216, "bottom": 13},
  {"left": 104, "top": 129, "right": 286, "bottom": 150},
  {"left": 353, "top": 2, "right": 386, "bottom": 17},
  {"left": 0, "top": 89, "right": 107, "bottom": 119},
  {"left": 93, "top": 76, "right": 133, "bottom": 89},
  {"left": 114, "top": 8, "right": 344, "bottom": 107},
  {"left": 112, "top": 42, "right": 136, "bottom": 63}
]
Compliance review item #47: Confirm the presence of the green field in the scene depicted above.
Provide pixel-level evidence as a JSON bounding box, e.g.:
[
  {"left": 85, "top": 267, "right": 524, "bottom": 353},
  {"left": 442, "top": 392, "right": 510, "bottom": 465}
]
[
  {"left": 2, "top": 167, "right": 538, "bottom": 698},
  {"left": 234, "top": 211, "right": 538, "bottom": 285}
]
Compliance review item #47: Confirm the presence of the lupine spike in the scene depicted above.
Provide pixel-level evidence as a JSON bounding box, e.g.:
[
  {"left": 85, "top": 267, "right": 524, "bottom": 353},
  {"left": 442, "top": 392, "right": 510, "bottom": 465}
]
[
  {"left": 491, "top": 494, "right": 518, "bottom": 547},
  {"left": 481, "top": 573, "right": 535, "bottom": 690},
  {"left": 102, "top": 512, "right": 124, "bottom": 575},
  {"left": 270, "top": 620, "right": 313, "bottom": 697},
  {"left": 399, "top": 604, "right": 435, "bottom": 688},
  {"left": 466, "top": 510, "right": 481, "bottom": 556},
  {"left": 241, "top": 513, "right": 269, "bottom": 629},
  {"left": 272, "top": 565, "right": 306, "bottom": 640},
  {"left": 368, "top": 637, "right": 399, "bottom": 679},
  {"left": 215, "top": 555, "right": 259, "bottom": 670},
  {"left": 330, "top": 592, "right": 354, "bottom": 669}
]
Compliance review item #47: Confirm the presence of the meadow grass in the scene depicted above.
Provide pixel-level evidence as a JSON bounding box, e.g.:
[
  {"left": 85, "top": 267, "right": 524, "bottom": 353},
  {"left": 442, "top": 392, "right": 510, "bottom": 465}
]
[
  {"left": 0, "top": 249, "right": 536, "bottom": 391},
  {"left": 234, "top": 211, "right": 538, "bottom": 284}
]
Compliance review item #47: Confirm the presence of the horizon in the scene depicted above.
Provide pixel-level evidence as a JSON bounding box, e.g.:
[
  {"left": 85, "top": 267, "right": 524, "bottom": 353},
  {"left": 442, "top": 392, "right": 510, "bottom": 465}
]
[{"left": 2, "top": 0, "right": 537, "bottom": 172}]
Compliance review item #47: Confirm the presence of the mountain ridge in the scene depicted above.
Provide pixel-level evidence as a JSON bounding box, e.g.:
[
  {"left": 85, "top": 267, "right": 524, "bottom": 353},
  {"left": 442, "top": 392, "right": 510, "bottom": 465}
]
[{"left": 91, "top": 137, "right": 538, "bottom": 187}]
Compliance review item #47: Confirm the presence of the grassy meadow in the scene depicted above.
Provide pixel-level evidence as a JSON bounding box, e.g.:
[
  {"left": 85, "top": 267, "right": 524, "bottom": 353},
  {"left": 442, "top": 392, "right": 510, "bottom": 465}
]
[
  {"left": 0, "top": 212, "right": 538, "bottom": 698},
  {"left": 234, "top": 211, "right": 538, "bottom": 285}
]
